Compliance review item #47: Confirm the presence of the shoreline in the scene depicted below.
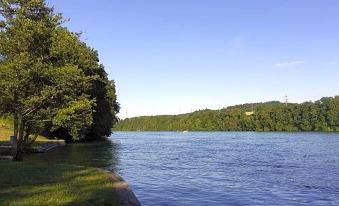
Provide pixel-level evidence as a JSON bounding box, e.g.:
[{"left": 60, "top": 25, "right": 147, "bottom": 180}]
[
  {"left": 31, "top": 141, "right": 66, "bottom": 153},
  {"left": 105, "top": 169, "right": 141, "bottom": 206},
  {"left": 0, "top": 140, "right": 66, "bottom": 159},
  {"left": 1, "top": 141, "right": 141, "bottom": 206},
  {"left": 38, "top": 142, "right": 142, "bottom": 205},
  {"left": 0, "top": 159, "right": 141, "bottom": 205},
  {"left": 42, "top": 141, "right": 141, "bottom": 205},
  {"left": 0, "top": 161, "right": 122, "bottom": 205},
  {"left": 113, "top": 130, "right": 339, "bottom": 133}
]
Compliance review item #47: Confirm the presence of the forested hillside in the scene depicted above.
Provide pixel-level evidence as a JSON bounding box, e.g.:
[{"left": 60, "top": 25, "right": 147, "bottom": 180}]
[{"left": 114, "top": 96, "right": 339, "bottom": 132}]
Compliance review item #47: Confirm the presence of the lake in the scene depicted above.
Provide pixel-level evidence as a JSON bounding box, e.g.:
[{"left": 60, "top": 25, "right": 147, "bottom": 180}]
[{"left": 28, "top": 132, "right": 339, "bottom": 206}]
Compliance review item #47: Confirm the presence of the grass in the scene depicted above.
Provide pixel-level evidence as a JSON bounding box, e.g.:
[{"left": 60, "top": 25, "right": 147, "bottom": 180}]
[
  {"left": 0, "top": 118, "right": 13, "bottom": 141},
  {"left": 0, "top": 119, "right": 122, "bottom": 205},
  {"left": 0, "top": 118, "right": 63, "bottom": 142},
  {"left": 1, "top": 118, "right": 64, "bottom": 156},
  {"left": 0, "top": 161, "right": 121, "bottom": 206}
]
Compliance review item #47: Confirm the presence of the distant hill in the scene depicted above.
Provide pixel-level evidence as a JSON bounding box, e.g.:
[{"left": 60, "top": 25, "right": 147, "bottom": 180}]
[{"left": 113, "top": 96, "right": 339, "bottom": 132}]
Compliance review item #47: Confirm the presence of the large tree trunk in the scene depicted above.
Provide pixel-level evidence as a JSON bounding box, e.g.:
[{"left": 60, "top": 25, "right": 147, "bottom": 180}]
[
  {"left": 13, "top": 117, "right": 25, "bottom": 161},
  {"left": 12, "top": 91, "right": 19, "bottom": 160},
  {"left": 12, "top": 113, "right": 19, "bottom": 160},
  {"left": 14, "top": 113, "right": 18, "bottom": 138}
]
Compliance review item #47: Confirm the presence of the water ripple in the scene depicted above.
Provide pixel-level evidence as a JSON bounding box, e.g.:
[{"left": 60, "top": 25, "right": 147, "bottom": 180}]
[{"left": 111, "top": 132, "right": 339, "bottom": 206}]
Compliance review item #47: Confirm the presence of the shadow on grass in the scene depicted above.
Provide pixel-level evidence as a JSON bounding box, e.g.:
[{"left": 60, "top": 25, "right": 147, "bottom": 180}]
[{"left": 0, "top": 161, "right": 120, "bottom": 206}]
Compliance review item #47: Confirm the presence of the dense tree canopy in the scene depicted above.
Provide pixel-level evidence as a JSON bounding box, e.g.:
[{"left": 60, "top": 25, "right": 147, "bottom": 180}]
[
  {"left": 114, "top": 96, "right": 339, "bottom": 132},
  {"left": 0, "top": 0, "right": 119, "bottom": 160}
]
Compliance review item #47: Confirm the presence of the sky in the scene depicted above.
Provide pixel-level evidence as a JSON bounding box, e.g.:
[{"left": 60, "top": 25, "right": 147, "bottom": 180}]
[{"left": 47, "top": 0, "right": 339, "bottom": 119}]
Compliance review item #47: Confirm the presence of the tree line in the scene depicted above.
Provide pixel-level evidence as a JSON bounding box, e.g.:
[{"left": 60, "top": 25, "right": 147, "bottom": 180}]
[
  {"left": 114, "top": 96, "right": 339, "bottom": 132},
  {"left": 0, "top": 0, "right": 119, "bottom": 160}
]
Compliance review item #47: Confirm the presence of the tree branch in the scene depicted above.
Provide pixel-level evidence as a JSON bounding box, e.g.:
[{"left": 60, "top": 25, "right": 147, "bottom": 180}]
[
  {"left": 22, "top": 93, "right": 56, "bottom": 118},
  {"left": 0, "top": 9, "right": 13, "bottom": 13}
]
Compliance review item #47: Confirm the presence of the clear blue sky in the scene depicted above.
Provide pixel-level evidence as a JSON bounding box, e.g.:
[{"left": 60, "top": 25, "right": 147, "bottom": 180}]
[{"left": 48, "top": 0, "right": 339, "bottom": 118}]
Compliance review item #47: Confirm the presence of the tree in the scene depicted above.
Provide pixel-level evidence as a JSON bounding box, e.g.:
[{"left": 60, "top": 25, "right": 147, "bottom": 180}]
[
  {"left": 0, "top": 0, "right": 95, "bottom": 160},
  {"left": 113, "top": 96, "right": 339, "bottom": 132},
  {"left": 44, "top": 26, "right": 120, "bottom": 141}
]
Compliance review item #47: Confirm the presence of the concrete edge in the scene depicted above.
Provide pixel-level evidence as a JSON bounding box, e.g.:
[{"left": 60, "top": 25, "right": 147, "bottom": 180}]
[
  {"left": 105, "top": 169, "right": 142, "bottom": 206},
  {"left": 40, "top": 141, "right": 66, "bottom": 152}
]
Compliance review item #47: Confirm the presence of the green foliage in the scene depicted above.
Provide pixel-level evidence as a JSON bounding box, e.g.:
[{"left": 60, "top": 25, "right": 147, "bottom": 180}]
[
  {"left": 114, "top": 96, "right": 339, "bottom": 132},
  {"left": 52, "top": 98, "right": 95, "bottom": 141},
  {"left": 0, "top": 0, "right": 119, "bottom": 147}
]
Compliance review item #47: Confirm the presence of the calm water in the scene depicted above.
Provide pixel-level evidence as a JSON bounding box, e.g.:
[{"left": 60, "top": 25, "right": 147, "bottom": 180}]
[{"left": 28, "top": 132, "right": 339, "bottom": 206}]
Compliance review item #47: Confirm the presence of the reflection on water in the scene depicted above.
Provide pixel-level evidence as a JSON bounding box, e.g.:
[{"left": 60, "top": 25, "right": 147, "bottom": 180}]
[{"left": 27, "top": 140, "right": 120, "bottom": 170}]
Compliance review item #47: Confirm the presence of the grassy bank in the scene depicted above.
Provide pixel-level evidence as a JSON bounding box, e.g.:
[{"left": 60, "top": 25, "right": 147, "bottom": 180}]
[
  {"left": 0, "top": 161, "right": 121, "bottom": 206},
  {"left": 0, "top": 118, "right": 13, "bottom": 141},
  {"left": 0, "top": 118, "right": 62, "bottom": 142},
  {"left": 1, "top": 118, "right": 64, "bottom": 157},
  {"left": 1, "top": 118, "right": 122, "bottom": 205}
]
